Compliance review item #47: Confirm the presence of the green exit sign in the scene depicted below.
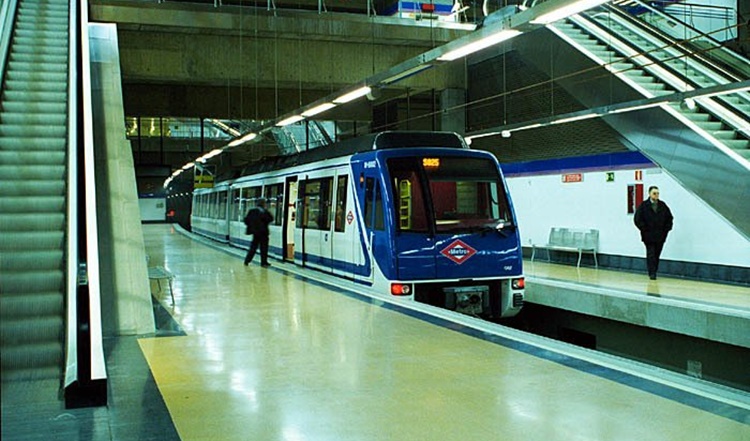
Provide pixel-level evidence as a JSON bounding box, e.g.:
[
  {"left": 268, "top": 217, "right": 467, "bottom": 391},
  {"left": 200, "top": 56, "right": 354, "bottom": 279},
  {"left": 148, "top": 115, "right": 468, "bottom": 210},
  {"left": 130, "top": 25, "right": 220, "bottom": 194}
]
[{"left": 606, "top": 172, "right": 615, "bottom": 182}]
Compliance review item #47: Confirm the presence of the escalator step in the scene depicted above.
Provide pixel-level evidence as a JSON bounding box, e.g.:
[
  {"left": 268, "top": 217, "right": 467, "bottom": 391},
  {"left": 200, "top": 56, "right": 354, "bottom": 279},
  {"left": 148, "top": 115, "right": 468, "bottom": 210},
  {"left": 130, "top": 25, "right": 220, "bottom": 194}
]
[
  {"left": 0, "top": 136, "right": 66, "bottom": 150},
  {"left": 13, "top": 35, "right": 69, "bottom": 52},
  {"left": 0, "top": 100, "right": 66, "bottom": 114},
  {"left": 6, "top": 61, "right": 67, "bottom": 74},
  {"left": 0, "top": 165, "right": 66, "bottom": 179},
  {"left": 725, "top": 140, "right": 750, "bottom": 152},
  {"left": 0, "top": 317, "right": 64, "bottom": 345},
  {"left": 0, "top": 292, "right": 64, "bottom": 318},
  {"left": 0, "top": 151, "right": 66, "bottom": 165},
  {"left": 0, "top": 250, "right": 64, "bottom": 271},
  {"left": 5, "top": 71, "right": 68, "bottom": 85},
  {"left": 0, "top": 343, "right": 63, "bottom": 372},
  {"left": 0, "top": 213, "right": 65, "bottom": 231},
  {"left": 13, "top": 28, "right": 66, "bottom": 40},
  {"left": 16, "top": 16, "right": 68, "bottom": 28},
  {"left": 0, "top": 269, "right": 64, "bottom": 292},
  {"left": 0, "top": 196, "right": 66, "bottom": 213},
  {"left": 0, "top": 136, "right": 67, "bottom": 152},
  {"left": 0, "top": 111, "right": 67, "bottom": 125},
  {"left": 0, "top": 124, "right": 67, "bottom": 137},
  {"left": 10, "top": 51, "right": 68, "bottom": 64},
  {"left": 1, "top": 180, "right": 66, "bottom": 196},
  {"left": 0, "top": 232, "right": 64, "bottom": 250},
  {"left": 4, "top": 78, "right": 68, "bottom": 93}
]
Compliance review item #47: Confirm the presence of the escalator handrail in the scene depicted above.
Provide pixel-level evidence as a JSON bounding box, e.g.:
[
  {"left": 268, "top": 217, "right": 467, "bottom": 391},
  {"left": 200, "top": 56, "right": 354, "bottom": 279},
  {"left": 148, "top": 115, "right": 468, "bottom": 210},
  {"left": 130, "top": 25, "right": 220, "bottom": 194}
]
[
  {"left": 0, "top": 0, "right": 18, "bottom": 90},
  {"left": 609, "top": 0, "right": 749, "bottom": 79},
  {"left": 64, "top": 0, "right": 80, "bottom": 390},
  {"left": 78, "top": 0, "right": 107, "bottom": 383}
]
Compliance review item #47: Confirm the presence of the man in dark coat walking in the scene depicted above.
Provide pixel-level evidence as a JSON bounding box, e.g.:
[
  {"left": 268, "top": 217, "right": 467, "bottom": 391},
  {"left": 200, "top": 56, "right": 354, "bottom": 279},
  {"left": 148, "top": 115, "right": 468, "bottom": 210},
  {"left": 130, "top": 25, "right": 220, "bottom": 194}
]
[
  {"left": 634, "top": 186, "right": 673, "bottom": 280},
  {"left": 244, "top": 198, "right": 274, "bottom": 267}
]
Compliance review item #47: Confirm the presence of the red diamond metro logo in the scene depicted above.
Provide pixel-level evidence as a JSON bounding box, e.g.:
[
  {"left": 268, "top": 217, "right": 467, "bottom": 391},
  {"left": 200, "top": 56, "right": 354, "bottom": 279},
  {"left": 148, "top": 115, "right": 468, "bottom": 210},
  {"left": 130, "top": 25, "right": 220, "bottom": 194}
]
[{"left": 440, "top": 239, "right": 477, "bottom": 265}]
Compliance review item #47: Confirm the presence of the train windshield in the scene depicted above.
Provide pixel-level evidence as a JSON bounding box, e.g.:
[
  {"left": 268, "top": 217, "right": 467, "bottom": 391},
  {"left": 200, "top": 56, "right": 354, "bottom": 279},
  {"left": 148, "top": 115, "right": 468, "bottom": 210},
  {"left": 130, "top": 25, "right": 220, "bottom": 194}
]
[{"left": 387, "top": 156, "right": 513, "bottom": 234}]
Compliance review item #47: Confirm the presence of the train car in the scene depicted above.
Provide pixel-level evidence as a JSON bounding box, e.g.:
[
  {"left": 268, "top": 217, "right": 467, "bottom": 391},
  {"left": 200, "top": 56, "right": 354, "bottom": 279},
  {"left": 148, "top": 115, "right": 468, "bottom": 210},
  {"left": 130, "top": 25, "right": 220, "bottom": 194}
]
[{"left": 191, "top": 131, "right": 525, "bottom": 318}]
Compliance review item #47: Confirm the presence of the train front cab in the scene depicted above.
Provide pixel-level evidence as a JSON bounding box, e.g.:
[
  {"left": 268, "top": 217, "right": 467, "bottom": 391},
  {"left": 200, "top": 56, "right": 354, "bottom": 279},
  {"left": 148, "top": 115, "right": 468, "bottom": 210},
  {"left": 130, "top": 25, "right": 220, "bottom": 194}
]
[{"left": 354, "top": 147, "right": 525, "bottom": 318}]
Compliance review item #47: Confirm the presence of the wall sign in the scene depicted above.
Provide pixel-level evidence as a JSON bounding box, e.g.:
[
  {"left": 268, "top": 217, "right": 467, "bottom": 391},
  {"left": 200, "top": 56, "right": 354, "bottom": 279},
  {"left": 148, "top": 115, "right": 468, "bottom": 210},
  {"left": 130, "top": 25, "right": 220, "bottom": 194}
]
[{"left": 562, "top": 173, "right": 583, "bottom": 183}]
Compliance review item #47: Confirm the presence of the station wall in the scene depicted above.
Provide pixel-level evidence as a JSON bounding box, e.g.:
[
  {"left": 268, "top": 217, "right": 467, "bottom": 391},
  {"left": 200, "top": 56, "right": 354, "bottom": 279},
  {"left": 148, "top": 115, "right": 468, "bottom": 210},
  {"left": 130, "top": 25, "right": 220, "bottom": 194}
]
[{"left": 502, "top": 152, "right": 749, "bottom": 281}]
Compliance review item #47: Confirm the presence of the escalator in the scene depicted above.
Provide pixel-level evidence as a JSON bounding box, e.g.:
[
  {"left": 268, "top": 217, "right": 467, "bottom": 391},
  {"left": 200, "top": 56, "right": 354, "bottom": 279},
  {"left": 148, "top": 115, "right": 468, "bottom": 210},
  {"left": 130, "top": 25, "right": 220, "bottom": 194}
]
[
  {"left": 516, "top": 0, "right": 750, "bottom": 239},
  {"left": 0, "top": 0, "right": 69, "bottom": 382}
]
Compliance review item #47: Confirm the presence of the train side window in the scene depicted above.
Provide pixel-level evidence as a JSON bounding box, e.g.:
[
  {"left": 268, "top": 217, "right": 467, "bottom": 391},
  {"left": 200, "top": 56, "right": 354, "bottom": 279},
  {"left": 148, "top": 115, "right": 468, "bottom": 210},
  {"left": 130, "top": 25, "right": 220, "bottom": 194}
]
[
  {"left": 298, "top": 178, "right": 332, "bottom": 230},
  {"left": 218, "top": 191, "right": 228, "bottom": 220},
  {"left": 230, "top": 189, "right": 241, "bottom": 221},
  {"left": 264, "top": 183, "right": 284, "bottom": 226},
  {"left": 374, "top": 182, "right": 384, "bottom": 231},
  {"left": 386, "top": 158, "right": 429, "bottom": 232},
  {"left": 334, "top": 176, "right": 348, "bottom": 232},
  {"left": 364, "top": 177, "right": 374, "bottom": 229}
]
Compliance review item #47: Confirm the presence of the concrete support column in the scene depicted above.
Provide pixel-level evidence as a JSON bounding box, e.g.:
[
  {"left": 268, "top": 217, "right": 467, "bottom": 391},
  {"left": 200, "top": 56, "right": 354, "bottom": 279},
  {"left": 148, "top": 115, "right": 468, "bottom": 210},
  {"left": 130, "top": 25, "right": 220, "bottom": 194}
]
[{"left": 441, "top": 88, "right": 466, "bottom": 135}]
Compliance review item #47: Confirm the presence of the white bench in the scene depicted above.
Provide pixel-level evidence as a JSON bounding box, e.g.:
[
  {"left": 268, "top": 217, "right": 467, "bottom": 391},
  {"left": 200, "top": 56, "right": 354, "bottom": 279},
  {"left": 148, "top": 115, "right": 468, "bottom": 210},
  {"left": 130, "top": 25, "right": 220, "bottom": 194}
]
[
  {"left": 531, "top": 228, "right": 599, "bottom": 268},
  {"left": 148, "top": 266, "right": 175, "bottom": 305}
]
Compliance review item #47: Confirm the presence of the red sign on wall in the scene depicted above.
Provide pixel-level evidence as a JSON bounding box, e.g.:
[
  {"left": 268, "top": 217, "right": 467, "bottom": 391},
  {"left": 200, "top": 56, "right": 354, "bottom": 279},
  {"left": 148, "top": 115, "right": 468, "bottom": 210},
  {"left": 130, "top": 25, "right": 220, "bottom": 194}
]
[
  {"left": 562, "top": 173, "right": 583, "bottom": 183},
  {"left": 635, "top": 170, "right": 643, "bottom": 181}
]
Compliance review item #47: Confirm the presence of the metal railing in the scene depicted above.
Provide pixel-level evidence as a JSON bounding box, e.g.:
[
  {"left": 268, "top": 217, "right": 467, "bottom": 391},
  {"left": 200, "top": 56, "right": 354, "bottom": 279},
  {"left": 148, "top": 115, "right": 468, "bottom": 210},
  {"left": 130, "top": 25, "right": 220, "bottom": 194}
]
[
  {"left": 64, "top": 0, "right": 107, "bottom": 394},
  {"left": 0, "top": 0, "right": 18, "bottom": 90}
]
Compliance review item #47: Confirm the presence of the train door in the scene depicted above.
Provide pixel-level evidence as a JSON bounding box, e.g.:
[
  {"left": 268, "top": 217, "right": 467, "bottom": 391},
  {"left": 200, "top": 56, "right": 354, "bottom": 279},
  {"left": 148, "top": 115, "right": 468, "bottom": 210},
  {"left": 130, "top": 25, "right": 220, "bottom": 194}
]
[
  {"left": 283, "top": 177, "right": 297, "bottom": 261},
  {"left": 362, "top": 174, "right": 387, "bottom": 282},
  {"left": 330, "top": 171, "right": 354, "bottom": 278},
  {"left": 295, "top": 176, "right": 334, "bottom": 271}
]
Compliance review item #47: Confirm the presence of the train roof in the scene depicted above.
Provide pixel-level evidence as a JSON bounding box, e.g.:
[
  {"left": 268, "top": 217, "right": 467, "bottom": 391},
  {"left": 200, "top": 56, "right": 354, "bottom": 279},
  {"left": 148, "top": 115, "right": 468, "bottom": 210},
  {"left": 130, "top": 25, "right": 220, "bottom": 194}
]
[{"left": 237, "top": 131, "right": 466, "bottom": 178}]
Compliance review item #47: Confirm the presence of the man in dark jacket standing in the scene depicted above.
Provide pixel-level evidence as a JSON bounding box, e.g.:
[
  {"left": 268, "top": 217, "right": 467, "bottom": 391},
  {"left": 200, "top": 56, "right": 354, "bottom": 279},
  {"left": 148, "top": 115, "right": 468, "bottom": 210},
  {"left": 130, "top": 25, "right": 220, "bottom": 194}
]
[
  {"left": 244, "top": 199, "right": 274, "bottom": 267},
  {"left": 634, "top": 186, "right": 673, "bottom": 280}
]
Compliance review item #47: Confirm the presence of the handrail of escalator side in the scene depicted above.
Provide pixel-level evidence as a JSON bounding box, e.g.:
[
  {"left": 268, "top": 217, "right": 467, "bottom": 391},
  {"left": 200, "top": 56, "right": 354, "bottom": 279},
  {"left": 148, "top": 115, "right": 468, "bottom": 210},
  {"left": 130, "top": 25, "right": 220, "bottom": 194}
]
[
  {"left": 611, "top": 0, "right": 749, "bottom": 78},
  {"left": 0, "top": 0, "right": 19, "bottom": 91},
  {"left": 79, "top": 0, "right": 107, "bottom": 384},
  {"left": 64, "top": 0, "right": 80, "bottom": 390}
]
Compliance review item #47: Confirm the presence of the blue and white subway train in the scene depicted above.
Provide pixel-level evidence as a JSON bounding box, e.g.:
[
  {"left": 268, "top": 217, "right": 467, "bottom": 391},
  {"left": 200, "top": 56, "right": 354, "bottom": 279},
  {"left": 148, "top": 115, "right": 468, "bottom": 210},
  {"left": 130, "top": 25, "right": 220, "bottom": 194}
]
[{"left": 191, "top": 132, "right": 525, "bottom": 318}]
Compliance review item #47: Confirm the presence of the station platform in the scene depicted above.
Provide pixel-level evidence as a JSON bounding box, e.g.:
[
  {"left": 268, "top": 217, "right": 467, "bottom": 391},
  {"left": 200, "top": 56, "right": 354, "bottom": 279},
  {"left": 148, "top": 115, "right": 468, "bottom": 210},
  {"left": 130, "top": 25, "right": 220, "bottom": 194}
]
[
  {"left": 524, "top": 261, "right": 750, "bottom": 349},
  {"left": 137, "top": 224, "right": 750, "bottom": 440}
]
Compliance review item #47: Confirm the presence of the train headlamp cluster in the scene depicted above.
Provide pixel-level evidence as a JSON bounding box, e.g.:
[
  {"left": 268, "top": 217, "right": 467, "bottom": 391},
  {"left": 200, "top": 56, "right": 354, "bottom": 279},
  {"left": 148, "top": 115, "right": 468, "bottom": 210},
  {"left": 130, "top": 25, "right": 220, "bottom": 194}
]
[
  {"left": 512, "top": 277, "right": 525, "bottom": 290},
  {"left": 391, "top": 283, "right": 413, "bottom": 296}
]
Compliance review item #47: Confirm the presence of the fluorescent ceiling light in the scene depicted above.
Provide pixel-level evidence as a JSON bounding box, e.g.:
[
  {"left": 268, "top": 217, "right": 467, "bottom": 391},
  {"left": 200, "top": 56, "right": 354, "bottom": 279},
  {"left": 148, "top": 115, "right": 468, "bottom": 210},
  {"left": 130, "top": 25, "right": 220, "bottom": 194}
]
[
  {"left": 530, "top": 0, "right": 610, "bottom": 24},
  {"left": 301, "top": 102, "right": 336, "bottom": 117},
  {"left": 276, "top": 115, "right": 305, "bottom": 127},
  {"left": 333, "top": 86, "right": 372, "bottom": 104},
  {"left": 228, "top": 132, "right": 258, "bottom": 147},
  {"left": 383, "top": 65, "right": 432, "bottom": 84},
  {"left": 437, "top": 30, "right": 522, "bottom": 61},
  {"left": 181, "top": 162, "right": 194, "bottom": 170}
]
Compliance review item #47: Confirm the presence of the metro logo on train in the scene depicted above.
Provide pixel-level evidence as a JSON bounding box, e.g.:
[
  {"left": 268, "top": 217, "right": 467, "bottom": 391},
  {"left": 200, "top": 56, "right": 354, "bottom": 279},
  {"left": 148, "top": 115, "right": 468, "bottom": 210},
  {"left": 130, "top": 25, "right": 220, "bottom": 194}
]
[{"left": 440, "top": 240, "right": 477, "bottom": 265}]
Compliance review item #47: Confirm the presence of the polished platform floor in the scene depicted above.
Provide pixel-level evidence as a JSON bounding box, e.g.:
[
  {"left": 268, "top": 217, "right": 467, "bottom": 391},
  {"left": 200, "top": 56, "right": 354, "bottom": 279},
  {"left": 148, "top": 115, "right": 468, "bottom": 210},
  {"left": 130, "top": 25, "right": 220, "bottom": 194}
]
[
  {"left": 140, "top": 225, "right": 749, "bottom": 440},
  {"left": 3, "top": 224, "right": 748, "bottom": 441}
]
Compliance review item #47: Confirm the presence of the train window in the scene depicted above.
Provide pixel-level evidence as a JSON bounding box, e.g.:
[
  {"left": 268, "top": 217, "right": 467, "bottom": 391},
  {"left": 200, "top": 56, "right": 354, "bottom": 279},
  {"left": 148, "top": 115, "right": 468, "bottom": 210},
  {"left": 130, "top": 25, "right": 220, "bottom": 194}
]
[
  {"left": 218, "top": 191, "right": 228, "bottom": 220},
  {"left": 374, "top": 183, "right": 384, "bottom": 231},
  {"left": 387, "top": 156, "right": 511, "bottom": 234},
  {"left": 264, "top": 183, "right": 284, "bottom": 226},
  {"left": 242, "top": 186, "right": 262, "bottom": 216},
  {"left": 364, "top": 178, "right": 374, "bottom": 229},
  {"left": 424, "top": 158, "right": 511, "bottom": 234},
  {"left": 334, "top": 176, "right": 348, "bottom": 232},
  {"left": 230, "top": 189, "right": 241, "bottom": 221},
  {"left": 386, "top": 159, "right": 429, "bottom": 233},
  {"left": 298, "top": 178, "right": 332, "bottom": 230}
]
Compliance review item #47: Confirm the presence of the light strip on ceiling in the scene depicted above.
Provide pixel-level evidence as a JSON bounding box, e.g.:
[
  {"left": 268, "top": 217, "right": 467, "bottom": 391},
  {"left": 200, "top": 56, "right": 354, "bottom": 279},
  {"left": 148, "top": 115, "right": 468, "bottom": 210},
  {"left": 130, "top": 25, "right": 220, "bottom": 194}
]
[
  {"left": 228, "top": 132, "right": 258, "bottom": 147},
  {"left": 276, "top": 115, "right": 305, "bottom": 127},
  {"left": 382, "top": 65, "right": 432, "bottom": 84},
  {"left": 301, "top": 102, "right": 337, "bottom": 117},
  {"left": 333, "top": 86, "right": 372, "bottom": 104},
  {"left": 437, "top": 30, "right": 522, "bottom": 61},
  {"left": 530, "top": 0, "right": 610, "bottom": 24}
]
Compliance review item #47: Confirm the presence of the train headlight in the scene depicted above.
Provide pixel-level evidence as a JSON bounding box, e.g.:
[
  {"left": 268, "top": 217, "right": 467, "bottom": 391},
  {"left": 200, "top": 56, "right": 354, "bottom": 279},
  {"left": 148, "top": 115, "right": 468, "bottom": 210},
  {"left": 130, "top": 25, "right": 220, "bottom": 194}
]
[
  {"left": 512, "top": 277, "right": 525, "bottom": 290},
  {"left": 390, "top": 283, "right": 412, "bottom": 296}
]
